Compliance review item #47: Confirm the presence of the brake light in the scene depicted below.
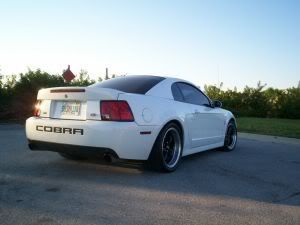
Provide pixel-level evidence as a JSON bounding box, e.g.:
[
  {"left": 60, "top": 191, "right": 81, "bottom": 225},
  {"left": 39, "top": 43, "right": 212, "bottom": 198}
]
[
  {"left": 100, "top": 101, "right": 134, "bottom": 122},
  {"left": 33, "top": 100, "right": 41, "bottom": 117}
]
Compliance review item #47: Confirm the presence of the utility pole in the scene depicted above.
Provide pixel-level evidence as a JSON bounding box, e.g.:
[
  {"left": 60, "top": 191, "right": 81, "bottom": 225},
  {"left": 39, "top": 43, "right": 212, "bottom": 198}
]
[
  {"left": 217, "top": 64, "right": 220, "bottom": 88},
  {"left": 0, "top": 67, "right": 2, "bottom": 80},
  {"left": 105, "top": 68, "right": 109, "bottom": 80}
]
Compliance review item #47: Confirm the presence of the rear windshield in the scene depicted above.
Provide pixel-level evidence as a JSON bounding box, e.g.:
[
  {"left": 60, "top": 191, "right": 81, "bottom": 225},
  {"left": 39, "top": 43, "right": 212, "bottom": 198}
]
[{"left": 90, "top": 75, "right": 165, "bottom": 94}]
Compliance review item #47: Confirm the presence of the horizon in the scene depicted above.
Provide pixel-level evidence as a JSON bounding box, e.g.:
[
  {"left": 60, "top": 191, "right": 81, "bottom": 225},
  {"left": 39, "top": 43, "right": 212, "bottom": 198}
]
[
  {"left": 0, "top": 0, "right": 299, "bottom": 89},
  {"left": 1, "top": 68, "right": 299, "bottom": 91}
]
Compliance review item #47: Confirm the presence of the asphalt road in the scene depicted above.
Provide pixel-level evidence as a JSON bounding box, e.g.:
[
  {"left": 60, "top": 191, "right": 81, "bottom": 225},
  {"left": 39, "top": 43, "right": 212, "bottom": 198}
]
[{"left": 0, "top": 124, "right": 300, "bottom": 225}]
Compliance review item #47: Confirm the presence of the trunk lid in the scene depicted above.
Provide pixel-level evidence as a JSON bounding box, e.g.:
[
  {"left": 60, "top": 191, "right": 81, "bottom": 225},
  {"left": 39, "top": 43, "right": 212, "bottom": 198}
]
[{"left": 36, "top": 86, "right": 122, "bottom": 120}]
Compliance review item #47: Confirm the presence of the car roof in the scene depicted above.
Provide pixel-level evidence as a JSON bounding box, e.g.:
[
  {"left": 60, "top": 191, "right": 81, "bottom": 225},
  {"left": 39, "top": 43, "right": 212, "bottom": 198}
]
[
  {"left": 90, "top": 75, "right": 198, "bottom": 99},
  {"left": 145, "top": 76, "right": 198, "bottom": 99}
]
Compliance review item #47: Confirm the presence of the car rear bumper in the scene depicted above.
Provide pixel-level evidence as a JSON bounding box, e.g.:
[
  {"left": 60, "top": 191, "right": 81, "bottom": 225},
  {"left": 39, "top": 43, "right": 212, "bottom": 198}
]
[
  {"left": 26, "top": 117, "right": 160, "bottom": 160},
  {"left": 28, "top": 140, "right": 119, "bottom": 158}
]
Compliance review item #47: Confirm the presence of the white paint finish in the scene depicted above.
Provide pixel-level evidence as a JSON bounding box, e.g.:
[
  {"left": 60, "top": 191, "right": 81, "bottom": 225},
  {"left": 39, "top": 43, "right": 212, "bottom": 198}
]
[
  {"left": 38, "top": 87, "right": 121, "bottom": 101},
  {"left": 26, "top": 117, "right": 160, "bottom": 160},
  {"left": 39, "top": 100, "right": 51, "bottom": 117},
  {"left": 142, "top": 108, "right": 153, "bottom": 123},
  {"left": 186, "top": 105, "right": 226, "bottom": 148},
  {"left": 26, "top": 76, "right": 236, "bottom": 160},
  {"left": 145, "top": 77, "right": 194, "bottom": 100},
  {"left": 182, "top": 142, "right": 224, "bottom": 156},
  {"left": 86, "top": 101, "right": 101, "bottom": 120}
]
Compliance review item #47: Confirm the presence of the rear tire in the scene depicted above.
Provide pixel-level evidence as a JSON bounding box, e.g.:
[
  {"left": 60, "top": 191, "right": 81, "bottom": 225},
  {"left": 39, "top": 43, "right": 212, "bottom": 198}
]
[
  {"left": 147, "top": 123, "right": 183, "bottom": 172},
  {"left": 221, "top": 120, "right": 237, "bottom": 151},
  {"left": 59, "top": 153, "right": 85, "bottom": 160}
]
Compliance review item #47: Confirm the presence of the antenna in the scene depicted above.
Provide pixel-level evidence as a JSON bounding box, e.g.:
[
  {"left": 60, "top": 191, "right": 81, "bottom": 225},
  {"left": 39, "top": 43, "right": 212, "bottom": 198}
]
[{"left": 217, "top": 64, "right": 220, "bottom": 87}]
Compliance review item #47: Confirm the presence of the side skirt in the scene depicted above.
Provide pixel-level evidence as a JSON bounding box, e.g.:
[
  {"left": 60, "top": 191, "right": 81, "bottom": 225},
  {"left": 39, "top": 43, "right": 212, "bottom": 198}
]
[{"left": 182, "top": 142, "right": 224, "bottom": 157}]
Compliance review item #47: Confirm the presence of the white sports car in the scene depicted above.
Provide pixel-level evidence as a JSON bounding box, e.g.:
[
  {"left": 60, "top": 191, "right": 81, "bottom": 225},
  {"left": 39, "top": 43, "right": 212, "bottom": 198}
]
[{"left": 26, "top": 75, "right": 237, "bottom": 172}]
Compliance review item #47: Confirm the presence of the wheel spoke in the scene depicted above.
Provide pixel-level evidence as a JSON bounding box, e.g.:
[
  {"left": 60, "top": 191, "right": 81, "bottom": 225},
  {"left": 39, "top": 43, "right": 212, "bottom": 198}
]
[
  {"left": 225, "top": 124, "right": 237, "bottom": 149},
  {"left": 161, "top": 128, "right": 181, "bottom": 168},
  {"left": 168, "top": 135, "right": 173, "bottom": 145},
  {"left": 163, "top": 148, "right": 168, "bottom": 158}
]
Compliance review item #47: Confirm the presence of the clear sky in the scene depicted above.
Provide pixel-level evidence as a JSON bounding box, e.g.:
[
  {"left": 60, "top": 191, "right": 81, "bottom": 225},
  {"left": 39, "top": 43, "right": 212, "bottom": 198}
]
[{"left": 0, "top": 0, "right": 299, "bottom": 89}]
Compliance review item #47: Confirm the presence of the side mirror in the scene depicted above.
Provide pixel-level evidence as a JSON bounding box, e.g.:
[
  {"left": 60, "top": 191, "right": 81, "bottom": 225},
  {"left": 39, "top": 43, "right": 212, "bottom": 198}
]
[{"left": 213, "top": 100, "right": 222, "bottom": 108}]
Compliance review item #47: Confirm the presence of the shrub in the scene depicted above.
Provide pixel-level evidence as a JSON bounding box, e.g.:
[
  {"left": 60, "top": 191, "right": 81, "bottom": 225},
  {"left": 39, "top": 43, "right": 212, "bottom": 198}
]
[
  {"left": 0, "top": 69, "right": 96, "bottom": 120},
  {"left": 204, "top": 82, "right": 300, "bottom": 119}
]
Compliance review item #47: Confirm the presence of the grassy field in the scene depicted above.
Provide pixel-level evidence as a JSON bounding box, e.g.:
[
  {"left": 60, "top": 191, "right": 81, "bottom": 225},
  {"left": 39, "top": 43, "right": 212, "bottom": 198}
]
[{"left": 237, "top": 117, "right": 300, "bottom": 139}]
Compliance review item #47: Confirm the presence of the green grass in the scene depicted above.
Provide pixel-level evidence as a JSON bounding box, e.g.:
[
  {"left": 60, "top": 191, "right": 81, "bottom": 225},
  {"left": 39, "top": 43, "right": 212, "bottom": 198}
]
[{"left": 237, "top": 117, "right": 300, "bottom": 139}]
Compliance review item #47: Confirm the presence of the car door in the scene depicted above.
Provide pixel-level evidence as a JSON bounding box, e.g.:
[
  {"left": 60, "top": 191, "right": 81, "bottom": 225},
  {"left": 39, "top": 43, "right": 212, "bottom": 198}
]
[{"left": 175, "top": 82, "right": 225, "bottom": 148}]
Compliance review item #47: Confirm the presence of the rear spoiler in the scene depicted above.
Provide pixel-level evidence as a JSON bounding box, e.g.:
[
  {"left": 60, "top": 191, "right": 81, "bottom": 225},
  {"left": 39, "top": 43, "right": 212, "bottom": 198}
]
[
  {"left": 37, "top": 87, "right": 122, "bottom": 101},
  {"left": 50, "top": 89, "right": 85, "bottom": 93}
]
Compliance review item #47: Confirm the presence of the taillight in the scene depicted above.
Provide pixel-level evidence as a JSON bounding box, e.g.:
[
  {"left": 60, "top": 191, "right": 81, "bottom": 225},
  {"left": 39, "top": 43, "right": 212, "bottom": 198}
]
[
  {"left": 33, "top": 100, "right": 41, "bottom": 117},
  {"left": 100, "top": 100, "right": 134, "bottom": 122}
]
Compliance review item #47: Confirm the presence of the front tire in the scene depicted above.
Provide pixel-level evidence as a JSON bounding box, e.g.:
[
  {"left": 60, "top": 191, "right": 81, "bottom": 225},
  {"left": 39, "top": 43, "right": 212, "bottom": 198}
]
[
  {"left": 221, "top": 120, "right": 237, "bottom": 151},
  {"left": 148, "top": 123, "right": 183, "bottom": 172}
]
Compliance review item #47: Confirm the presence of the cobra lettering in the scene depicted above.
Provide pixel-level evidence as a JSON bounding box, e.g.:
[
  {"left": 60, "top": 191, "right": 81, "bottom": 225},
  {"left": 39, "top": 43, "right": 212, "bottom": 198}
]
[{"left": 36, "top": 125, "right": 83, "bottom": 135}]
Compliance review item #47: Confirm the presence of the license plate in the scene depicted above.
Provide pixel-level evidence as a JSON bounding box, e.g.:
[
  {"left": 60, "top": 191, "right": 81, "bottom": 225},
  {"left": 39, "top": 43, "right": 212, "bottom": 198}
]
[{"left": 61, "top": 101, "right": 81, "bottom": 116}]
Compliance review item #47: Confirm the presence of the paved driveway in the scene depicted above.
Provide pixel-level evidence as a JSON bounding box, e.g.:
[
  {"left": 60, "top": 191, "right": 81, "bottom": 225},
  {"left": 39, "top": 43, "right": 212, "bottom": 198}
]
[{"left": 0, "top": 124, "right": 300, "bottom": 225}]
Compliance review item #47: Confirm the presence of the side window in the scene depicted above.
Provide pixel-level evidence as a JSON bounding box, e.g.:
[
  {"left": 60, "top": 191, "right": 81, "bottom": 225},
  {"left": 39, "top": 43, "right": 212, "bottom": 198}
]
[
  {"left": 171, "top": 83, "right": 184, "bottom": 102},
  {"left": 177, "top": 83, "right": 210, "bottom": 106}
]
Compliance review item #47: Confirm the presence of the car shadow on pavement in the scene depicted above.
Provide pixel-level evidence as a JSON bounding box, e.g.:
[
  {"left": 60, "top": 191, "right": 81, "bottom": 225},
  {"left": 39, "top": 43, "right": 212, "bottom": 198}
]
[{"left": 1, "top": 140, "right": 300, "bottom": 209}]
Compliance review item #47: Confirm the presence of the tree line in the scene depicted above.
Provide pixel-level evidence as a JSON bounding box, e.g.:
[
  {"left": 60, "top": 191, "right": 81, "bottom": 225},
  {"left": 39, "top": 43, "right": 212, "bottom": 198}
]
[
  {"left": 0, "top": 69, "right": 97, "bottom": 119},
  {"left": 204, "top": 82, "right": 300, "bottom": 119},
  {"left": 0, "top": 69, "right": 299, "bottom": 120}
]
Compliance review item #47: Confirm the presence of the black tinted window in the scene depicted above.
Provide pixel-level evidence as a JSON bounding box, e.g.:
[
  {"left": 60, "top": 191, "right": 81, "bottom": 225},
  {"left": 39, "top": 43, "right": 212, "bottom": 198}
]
[
  {"left": 171, "top": 83, "right": 184, "bottom": 102},
  {"left": 90, "top": 75, "right": 165, "bottom": 94},
  {"left": 177, "top": 82, "right": 210, "bottom": 106}
]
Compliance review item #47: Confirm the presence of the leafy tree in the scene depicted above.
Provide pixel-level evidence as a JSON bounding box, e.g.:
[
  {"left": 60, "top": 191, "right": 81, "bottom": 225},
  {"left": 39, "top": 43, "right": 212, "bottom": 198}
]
[
  {"left": 1, "top": 69, "right": 299, "bottom": 120},
  {"left": 0, "top": 68, "right": 97, "bottom": 119},
  {"left": 204, "top": 81, "right": 300, "bottom": 119},
  {"left": 70, "top": 69, "right": 95, "bottom": 86}
]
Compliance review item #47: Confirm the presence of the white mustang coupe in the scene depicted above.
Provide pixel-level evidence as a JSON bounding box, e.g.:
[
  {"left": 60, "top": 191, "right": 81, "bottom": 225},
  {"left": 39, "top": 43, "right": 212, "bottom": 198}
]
[{"left": 26, "top": 75, "right": 237, "bottom": 172}]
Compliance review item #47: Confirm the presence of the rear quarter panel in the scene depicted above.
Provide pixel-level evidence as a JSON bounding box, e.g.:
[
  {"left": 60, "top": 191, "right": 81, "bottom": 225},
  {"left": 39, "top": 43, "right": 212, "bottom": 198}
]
[{"left": 118, "top": 93, "right": 192, "bottom": 151}]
